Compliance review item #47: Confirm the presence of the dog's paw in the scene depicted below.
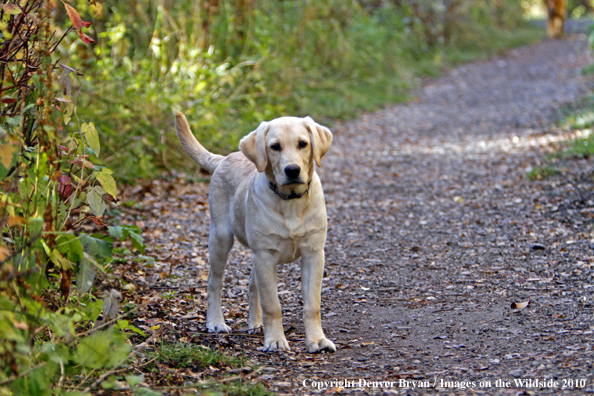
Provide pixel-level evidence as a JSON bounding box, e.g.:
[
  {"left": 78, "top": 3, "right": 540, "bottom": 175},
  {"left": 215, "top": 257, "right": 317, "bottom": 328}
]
[
  {"left": 259, "top": 338, "right": 290, "bottom": 352},
  {"left": 207, "top": 323, "right": 231, "bottom": 333},
  {"left": 307, "top": 338, "right": 337, "bottom": 353}
]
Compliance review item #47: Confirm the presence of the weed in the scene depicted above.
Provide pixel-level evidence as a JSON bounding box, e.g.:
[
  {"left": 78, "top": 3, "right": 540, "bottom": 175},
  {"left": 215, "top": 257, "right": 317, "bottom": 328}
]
[
  {"left": 221, "top": 381, "right": 272, "bottom": 396},
  {"left": 561, "top": 132, "right": 594, "bottom": 159},
  {"left": 148, "top": 342, "right": 246, "bottom": 370},
  {"left": 526, "top": 165, "right": 562, "bottom": 180}
]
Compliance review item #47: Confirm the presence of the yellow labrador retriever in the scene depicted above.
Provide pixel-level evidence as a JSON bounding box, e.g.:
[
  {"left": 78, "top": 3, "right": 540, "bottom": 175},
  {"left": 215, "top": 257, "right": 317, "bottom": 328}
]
[{"left": 173, "top": 110, "right": 336, "bottom": 353}]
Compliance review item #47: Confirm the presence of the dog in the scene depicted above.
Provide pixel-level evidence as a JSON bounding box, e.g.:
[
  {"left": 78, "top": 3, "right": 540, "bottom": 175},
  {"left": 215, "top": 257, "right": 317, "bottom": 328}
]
[{"left": 174, "top": 110, "right": 336, "bottom": 353}]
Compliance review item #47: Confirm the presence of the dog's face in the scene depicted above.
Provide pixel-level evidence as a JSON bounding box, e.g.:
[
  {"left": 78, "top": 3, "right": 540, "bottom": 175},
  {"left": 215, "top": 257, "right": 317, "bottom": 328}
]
[{"left": 239, "top": 117, "right": 332, "bottom": 191}]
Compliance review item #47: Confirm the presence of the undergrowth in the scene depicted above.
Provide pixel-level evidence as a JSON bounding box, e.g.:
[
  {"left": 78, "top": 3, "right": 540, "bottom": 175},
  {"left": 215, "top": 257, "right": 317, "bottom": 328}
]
[
  {"left": 142, "top": 342, "right": 269, "bottom": 396},
  {"left": 526, "top": 92, "right": 594, "bottom": 181},
  {"left": 0, "top": 1, "right": 155, "bottom": 394},
  {"left": 61, "top": 0, "right": 543, "bottom": 181}
]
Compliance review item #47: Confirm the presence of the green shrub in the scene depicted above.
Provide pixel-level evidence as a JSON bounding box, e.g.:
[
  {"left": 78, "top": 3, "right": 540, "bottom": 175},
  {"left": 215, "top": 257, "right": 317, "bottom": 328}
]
[
  {"left": 1, "top": 1, "right": 148, "bottom": 394},
  {"left": 61, "top": 0, "right": 541, "bottom": 181}
]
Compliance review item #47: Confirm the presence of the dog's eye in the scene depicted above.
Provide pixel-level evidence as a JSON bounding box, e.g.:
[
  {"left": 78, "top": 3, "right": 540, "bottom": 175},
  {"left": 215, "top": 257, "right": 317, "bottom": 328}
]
[
  {"left": 270, "top": 143, "right": 281, "bottom": 151},
  {"left": 298, "top": 141, "right": 308, "bottom": 149}
]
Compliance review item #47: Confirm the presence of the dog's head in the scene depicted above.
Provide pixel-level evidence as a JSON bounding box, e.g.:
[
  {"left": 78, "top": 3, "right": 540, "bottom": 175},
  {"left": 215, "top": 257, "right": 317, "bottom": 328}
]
[{"left": 239, "top": 116, "right": 332, "bottom": 196}]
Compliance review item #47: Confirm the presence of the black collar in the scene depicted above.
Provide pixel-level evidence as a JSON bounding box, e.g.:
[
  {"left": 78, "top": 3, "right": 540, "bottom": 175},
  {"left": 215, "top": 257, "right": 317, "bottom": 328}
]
[{"left": 269, "top": 181, "right": 311, "bottom": 200}]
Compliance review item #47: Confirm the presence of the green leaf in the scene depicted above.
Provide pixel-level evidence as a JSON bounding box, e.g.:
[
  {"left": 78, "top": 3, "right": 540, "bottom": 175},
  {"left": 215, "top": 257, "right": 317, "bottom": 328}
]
[
  {"left": 50, "top": 248, "right": 73, "bottom": 271},
  {"left": 74, "top": 327, "right": 130, "bottom": 369},
  {"left": 56, "top": 234, "right": 84, "bottom": 264},
  {"left": 107, "top": 226, "right": 125, "bottom": 240},
  {"left": 127, "top": 324, "right": 146, "bottom": 338},
  {"left": 80, "top": 233, "right": 113, "bottom": 258},
  {"left": 79, "top": 299, "right": 103, "bottom": 322},
  {"left": 28, "top": 216, "right": 44, "bottom": 236},
  {"left": 96, "top": 171, "right": 117, "bottom": 199},
  {"left": 128, "top": 230, "right": 145, "bottom": 254},
  {"left": 1, "top": 193, "right": 15, "bottom": 217},
  {"left": 81, "top": 122, "right": 100, "bottom": 157},
  {"left": 117, "top": 319, "right": 145, "bottom": 338},
  {"left": 76, "top": 257, "right": 95, "bottom": 295},
  {"left": 125, "top": 374, "right": 144, "bottom": 387},
  {"left": 6, "top": 115, "right": 21, "bottom": 126},
  {"left": 37, "top": 152, "right": 48, "bottom": 179},
  {"left": 63, "top": 102, "right": 74, "bottom": 125},
  {"left": 107, "top": 225, "right": 145, "bottom": 252},
  {"left": 87, "top": 188, "right": 106, "bottom": 216}
]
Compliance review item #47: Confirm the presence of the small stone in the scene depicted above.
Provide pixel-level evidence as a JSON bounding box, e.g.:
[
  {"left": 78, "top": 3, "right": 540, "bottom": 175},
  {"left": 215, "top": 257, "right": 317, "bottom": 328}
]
[
  {"left": 509, "top": 369, "right": 523, "bottom": 378},
  {"left": 531, "top": 243, "right": 546, "bottom": 251}
]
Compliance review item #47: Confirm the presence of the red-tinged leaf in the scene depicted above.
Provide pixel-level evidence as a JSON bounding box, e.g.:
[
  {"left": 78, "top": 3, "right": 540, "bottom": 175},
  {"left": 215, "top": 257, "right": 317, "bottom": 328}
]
[
  {"left": 81, "top": 20, "right": 91, "bottom": 28},
  {"left": 91, "top": 216, "right": 107, "bottom": 226},
  {"left": 1, "top": 4, "right": 21, "bottom": 14},
  {"left": 2, "top": 98, "right": 18, "bottom": 104},
  {"left": 78, "top": 31, "right": 95, "bottom": 44},
  {"left": 57, "top": 175, "right": 72, "bottom": 199},
  {"left": 62, "top": 1, "right": 87, "bottom": 31},
  {"left": 68, "top": 158, "right": 94, "bottom": 169}
]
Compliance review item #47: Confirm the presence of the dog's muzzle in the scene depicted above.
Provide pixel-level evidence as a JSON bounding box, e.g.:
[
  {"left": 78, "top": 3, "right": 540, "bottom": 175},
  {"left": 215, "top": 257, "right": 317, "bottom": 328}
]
[{"left": 284, "top": 165, "right": 301, "bottom": 180}]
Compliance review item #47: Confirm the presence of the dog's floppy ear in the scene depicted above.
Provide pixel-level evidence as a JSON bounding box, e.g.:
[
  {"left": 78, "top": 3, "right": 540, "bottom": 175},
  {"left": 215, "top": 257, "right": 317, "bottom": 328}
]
[
  {"left": 304, "top": 117, "right": 333, "bottom": 167},
  {"left": 239, "top": 121, "right": 270, "bottom": 172}
]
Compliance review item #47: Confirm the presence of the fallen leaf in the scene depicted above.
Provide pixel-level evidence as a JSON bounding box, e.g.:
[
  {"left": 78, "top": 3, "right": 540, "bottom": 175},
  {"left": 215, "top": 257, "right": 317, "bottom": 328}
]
[{"left": 510, "top": 299, "right": 530, "bottom": 309}]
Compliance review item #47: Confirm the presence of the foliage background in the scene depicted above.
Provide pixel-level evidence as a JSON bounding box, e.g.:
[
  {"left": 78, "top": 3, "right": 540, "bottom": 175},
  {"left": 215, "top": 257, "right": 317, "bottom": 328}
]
[{"left": 63, "top": 0, "right": 543, "bottom": 181}]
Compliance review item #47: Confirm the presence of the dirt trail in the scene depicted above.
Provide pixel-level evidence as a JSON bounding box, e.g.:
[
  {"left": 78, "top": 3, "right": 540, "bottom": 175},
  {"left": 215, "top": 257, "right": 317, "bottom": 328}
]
[{"left": 121, "top": 37, "right": 594, "bottom": 395}]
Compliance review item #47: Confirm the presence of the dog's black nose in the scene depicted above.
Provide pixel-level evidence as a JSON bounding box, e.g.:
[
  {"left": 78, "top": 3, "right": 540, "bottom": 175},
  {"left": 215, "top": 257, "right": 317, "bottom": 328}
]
[{"left": 284, "top": 165, "right": 301, "bottom": 179}]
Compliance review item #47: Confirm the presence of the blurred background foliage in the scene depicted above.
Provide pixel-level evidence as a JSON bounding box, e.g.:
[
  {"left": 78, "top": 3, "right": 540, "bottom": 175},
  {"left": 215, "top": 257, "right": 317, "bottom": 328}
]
[{"left": 58, "top": 0, "right": 547, "bottom": 181}]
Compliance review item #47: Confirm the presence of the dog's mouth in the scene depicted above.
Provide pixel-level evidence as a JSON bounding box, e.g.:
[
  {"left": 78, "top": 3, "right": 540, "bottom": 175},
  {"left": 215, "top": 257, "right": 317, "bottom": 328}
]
[{"left": 283, "top": 181, "right": 304, "bottom": 186}]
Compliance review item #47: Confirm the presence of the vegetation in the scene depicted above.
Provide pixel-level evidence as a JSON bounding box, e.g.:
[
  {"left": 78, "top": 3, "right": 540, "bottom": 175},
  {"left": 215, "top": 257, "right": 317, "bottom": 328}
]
[
  {"left": 64, "top": 0, "right": 543, "bottom": 181},
  {"left": 558, "top": 94, "right": 594, "bottom": 160},
  {"left": 143, "top": 342, "right": 269, "bottom": 395},
  {"left": 0, "top": 1, "right": 148, "bottom": 394},
  {"left": 526, "top": 91, "right": 594, "bottom": 181},
  {"left": 0, "top": 0, "right": 549, "bottom": 394}
]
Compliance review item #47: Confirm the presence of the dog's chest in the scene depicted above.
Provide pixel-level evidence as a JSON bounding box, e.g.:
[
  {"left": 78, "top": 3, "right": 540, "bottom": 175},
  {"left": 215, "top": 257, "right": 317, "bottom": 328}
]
[
  {"left": 266, "top": 211, "right": 309, "bottom": 240},
  {"left": 250, "top": 207, "right": 320, "bottom": 261}
]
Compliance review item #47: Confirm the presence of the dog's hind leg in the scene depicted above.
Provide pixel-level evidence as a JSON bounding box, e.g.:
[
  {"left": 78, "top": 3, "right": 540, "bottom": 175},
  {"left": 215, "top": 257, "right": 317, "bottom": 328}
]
[
  {"left": 247, "top": 267, "right": 262, "bottom": 333},
  {"left": 206, "top": 223, "right": 234, "bottom": 333}
]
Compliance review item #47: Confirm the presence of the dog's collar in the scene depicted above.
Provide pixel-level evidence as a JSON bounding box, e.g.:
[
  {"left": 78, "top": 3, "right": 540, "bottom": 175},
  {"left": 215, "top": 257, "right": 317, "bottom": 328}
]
[{"left": 269, "top": 181, "right": 311, "bottom": 200}]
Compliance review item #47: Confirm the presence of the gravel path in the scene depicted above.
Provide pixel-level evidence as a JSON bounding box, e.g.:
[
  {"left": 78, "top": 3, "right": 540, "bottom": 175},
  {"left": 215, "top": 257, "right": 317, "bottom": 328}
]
[
  {"left": 121, "top": 37, "right": 594, "bottom": 395},
  {"left": 314, "top": 37, "right": 594, "bottom": 394}
]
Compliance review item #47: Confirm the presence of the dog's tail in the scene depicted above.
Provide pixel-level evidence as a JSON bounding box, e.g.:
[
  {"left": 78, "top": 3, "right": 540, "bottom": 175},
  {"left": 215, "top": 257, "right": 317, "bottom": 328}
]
[{"left": 173, "top": 109, "right": 224, "bottom": 173}]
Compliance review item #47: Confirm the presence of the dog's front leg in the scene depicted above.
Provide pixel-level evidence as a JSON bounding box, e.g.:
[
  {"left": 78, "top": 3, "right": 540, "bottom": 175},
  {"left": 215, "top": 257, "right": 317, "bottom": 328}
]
[
  {"left": 252, "top": 251, "right": 289, "bottom": 352},
  {"left": 301, "top": 248, "right": 336, "bottom": 353}
]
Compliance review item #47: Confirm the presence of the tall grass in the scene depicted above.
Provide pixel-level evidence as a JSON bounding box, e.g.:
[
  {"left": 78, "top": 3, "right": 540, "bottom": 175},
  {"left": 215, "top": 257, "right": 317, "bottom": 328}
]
[{"left": 63, "top": 0, "right": 542, "bottom": 180}]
